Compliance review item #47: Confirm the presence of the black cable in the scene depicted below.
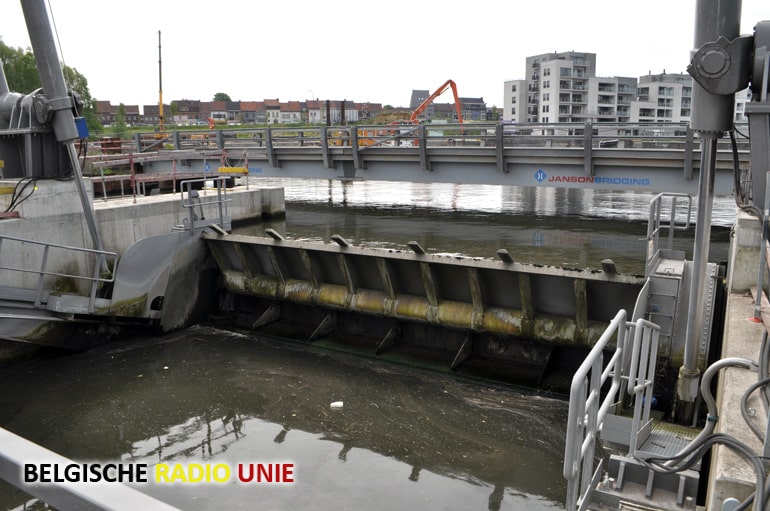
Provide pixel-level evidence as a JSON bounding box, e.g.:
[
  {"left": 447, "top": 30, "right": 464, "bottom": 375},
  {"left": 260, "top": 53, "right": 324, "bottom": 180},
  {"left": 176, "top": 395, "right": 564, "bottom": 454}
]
[
  {"left": 762, "top": 331, "right": 770, "bottom": 409},
  {"left": 730, "top": 128, "right": 770, "bottom": 240},
  {"left": 4, "top": 177, "right": 36, "bottom": 213},
  {"left": 639, "top": 433, "right": 767, "bottom": 511},
  {"left": 741, "top": 375, "right": 770, "bottom": 441}
]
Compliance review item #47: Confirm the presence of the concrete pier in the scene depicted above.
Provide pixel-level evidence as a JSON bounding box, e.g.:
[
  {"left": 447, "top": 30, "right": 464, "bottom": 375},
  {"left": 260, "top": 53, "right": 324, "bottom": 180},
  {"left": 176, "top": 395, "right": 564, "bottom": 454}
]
[
  {"left": 0, "top": 178, "right": 285, "bottom": 289},
  {"left": 706, "top": 210, "right": 768, "bottom": 509}
]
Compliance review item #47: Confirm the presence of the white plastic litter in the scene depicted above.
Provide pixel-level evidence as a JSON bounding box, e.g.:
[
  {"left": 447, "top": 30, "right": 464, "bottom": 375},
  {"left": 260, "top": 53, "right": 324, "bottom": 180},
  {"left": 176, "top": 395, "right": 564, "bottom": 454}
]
[{"left": 330, "top": 401, "right": 344, "bottom": 409}]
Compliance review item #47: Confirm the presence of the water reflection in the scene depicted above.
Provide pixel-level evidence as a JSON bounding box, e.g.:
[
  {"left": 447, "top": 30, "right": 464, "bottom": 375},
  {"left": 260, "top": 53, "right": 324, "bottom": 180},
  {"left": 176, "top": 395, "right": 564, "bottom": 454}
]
[
  {"left": 237, "top": 202, "right": 730, "bottom": 275},
  {"left": 0, "top": 327, "right": 567, "bottom": 510},
  {"left": 251, "top": 177, "right": 737, "bottom": 227}
]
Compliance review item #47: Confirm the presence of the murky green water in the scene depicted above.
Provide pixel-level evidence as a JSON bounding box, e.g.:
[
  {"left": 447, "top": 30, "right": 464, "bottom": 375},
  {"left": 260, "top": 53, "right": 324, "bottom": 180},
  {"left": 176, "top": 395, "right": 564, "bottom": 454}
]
[
  {"left": 0, "top": 327, "right": 567, "bottom": 510},
  {"left": 0, "top": 180, "right": 737, "bottom": 510}
]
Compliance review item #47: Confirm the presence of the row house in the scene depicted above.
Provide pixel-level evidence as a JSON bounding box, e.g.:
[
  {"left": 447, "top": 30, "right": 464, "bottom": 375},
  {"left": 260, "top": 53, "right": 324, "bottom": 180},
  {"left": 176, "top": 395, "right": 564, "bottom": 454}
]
[
  {"left": 95, "top": 101, "right": 141, "bottom": 126},
  {"left": 142, "top": 103, "right": 171, "bottom": 126},
  {"left": 95, "top": 99, "right": 384, "bottom": 127}
]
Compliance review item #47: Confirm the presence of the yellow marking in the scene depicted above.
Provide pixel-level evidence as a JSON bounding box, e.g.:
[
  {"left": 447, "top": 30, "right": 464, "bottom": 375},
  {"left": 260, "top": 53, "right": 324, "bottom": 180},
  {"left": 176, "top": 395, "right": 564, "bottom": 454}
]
[
  {"left": 218, "top": 167, "right": 248, "bottom": 175},
  {"left": 0, "top": 160, "right": 4, "bottom": 168},
  {"left": 0, "top": 187, "right": 15, "bottom": 195}
]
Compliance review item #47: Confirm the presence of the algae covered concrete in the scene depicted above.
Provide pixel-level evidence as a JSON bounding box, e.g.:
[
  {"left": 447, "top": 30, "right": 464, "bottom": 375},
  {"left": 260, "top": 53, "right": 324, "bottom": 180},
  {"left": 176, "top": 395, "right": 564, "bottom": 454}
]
[{"left": 0, "top": 178, "right": 284, "bottom": 291}]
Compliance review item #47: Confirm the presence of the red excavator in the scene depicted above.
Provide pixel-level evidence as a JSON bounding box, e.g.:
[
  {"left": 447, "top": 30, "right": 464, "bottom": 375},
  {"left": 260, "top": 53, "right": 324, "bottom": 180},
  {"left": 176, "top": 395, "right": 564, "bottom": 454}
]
[
  {"left": 379, "top": 79, "right": 463, "bottom": 146},
  {"left": 408, "top": 79, "right": 464, "bottom": 124}
]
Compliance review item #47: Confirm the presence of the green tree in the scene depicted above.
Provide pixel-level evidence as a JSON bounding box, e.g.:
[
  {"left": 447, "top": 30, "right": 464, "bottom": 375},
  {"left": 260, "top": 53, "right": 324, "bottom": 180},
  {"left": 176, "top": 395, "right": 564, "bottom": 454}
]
[
  {"left": 213, "top": 92, "right": 232, "bottom": 102},
  {"left": 115, "top": 103, "right": 127, "bottom": 139},
  {"left": 1, "top": 38, "right": 101, "bottom": 134}
]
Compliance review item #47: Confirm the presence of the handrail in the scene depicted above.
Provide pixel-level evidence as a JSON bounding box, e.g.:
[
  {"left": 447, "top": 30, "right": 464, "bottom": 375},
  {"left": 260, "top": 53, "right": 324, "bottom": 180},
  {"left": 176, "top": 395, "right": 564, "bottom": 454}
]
[
  {"left": 0, "top": 426, "right": 180, "bottom": 511},
  {"left": 112, "top": 121, "right": 751, "bottom": 152},
  {"left": 646, "top": 192, "right": 692, "bottom": 274},
  {"left": 563, "top": 309, "right": 628, "bottom": 511},
  {"left": 626, "top": 318, "right": 661, "bottom": 456},
  {"left": 563, "top": 313, "right": 661, "bottom": 510},
  {"left": 0, "top": 234, "right": 117, "bottom": 313},
  {"left": 179, "top": 177, "right": 231, "bottom": 234}
]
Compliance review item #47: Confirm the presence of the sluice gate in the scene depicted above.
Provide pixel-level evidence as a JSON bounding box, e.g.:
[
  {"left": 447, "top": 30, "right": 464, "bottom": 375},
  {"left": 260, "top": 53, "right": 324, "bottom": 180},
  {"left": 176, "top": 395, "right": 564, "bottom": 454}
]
[{"left": 203, "top": 231, "right": 647, "bottom": 386}]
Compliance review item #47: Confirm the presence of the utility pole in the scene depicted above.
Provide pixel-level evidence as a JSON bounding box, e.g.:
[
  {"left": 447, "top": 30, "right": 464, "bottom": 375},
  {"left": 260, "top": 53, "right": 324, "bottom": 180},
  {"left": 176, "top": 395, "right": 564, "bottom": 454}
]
[{"left": 158, "top": 30, "right": 164, "bottom": 132}]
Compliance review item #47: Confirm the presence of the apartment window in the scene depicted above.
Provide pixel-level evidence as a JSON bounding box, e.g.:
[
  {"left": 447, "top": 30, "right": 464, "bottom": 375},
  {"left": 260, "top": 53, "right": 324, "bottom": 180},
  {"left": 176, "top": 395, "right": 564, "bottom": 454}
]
[
  {"left": 511, "top": 84, "right": 517, "bottom": 92},
  {"left": 543, "top": 80, "right": 550, "bottom": 89},
  {"left": 541, "top": 116, "right": 549, "bottom": 122},
  {"left": 542, "top": 93, "right": 550, "bottom": 101},
  {"left": 543, "top": 68, "right": 551, "bottom": 76},
  {"left": 511, "top": 107, "right": 516, "bottom": 115},
  {"left": 542, "top": 105, "right": 549, "bottom": 113},
  {"left": 560, "top": 67, "right": 571, "bottom": 77}
]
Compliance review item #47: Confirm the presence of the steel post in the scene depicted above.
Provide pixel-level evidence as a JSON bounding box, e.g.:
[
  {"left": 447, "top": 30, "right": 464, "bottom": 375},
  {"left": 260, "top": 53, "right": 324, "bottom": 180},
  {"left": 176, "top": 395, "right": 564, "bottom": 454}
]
[{"left": 674, "top": 0, "right": 742, "bottom": 424}]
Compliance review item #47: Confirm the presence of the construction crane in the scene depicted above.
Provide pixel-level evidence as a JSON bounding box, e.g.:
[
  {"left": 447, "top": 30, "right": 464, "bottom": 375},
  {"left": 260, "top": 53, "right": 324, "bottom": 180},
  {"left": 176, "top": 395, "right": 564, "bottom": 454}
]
[{"left": 409, "top": 79, "right": 464, "bottom": 124}]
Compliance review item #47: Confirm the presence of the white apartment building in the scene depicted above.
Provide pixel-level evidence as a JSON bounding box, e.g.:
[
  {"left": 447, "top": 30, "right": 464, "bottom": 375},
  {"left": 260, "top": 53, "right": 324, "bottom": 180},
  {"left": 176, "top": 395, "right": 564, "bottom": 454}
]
[
  {"left": 586, "top": 76, "right": 637, "bottom": 123},
  {"left": 503, "top": 53, "right": 748, "bottom": 132},
  {"left": 503, "top": 80, "right": 526, "bottom": 123},
  {"left": 629, "top": 73, "right": 692, "bottom": 125}
]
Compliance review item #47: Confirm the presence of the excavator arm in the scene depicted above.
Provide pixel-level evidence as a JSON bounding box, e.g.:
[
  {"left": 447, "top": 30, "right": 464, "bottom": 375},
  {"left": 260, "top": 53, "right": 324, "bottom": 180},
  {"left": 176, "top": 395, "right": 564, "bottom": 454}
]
[{"left": 410, "top": 79, "right": 464, "bottom": 123}]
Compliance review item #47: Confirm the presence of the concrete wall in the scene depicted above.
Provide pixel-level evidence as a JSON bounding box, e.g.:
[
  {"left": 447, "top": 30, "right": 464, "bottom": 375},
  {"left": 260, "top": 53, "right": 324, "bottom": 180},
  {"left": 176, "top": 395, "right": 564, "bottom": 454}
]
[
  {"left": 726, "top": 209, "right": 763, "bottom": 294},
  {"left": 706, "top": 207, "right": 767, "bottom": 509},
  {"left": 0, "top": 178, "right": 284, "bottom": 291}
]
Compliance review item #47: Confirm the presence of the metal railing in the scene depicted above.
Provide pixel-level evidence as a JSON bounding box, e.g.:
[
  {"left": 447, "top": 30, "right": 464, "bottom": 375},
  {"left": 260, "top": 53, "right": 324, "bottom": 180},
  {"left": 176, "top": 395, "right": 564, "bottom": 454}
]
[
  {"left": 563, "top": 312, "right": 662, "bottom": 511},
  {"left": 563, "top": 309, "right": 628, "bottom": 511},
  {"left": 646, "top": 192, "right": 693, "bottom": 274},
  {"left": 83, "top": 121, "right": 752, "bottom": 157},
  {"left": 178, "top": 177, "right": 232, "bottom": 234},
  {"left": 0, "top": 234, "right": 117, "bottom": 313},
  {"left": 0, "top": 426, "right": 180, "bottom": 511},
  {"left": 625, "top": 318, "right": 661, "bottom": 456}
]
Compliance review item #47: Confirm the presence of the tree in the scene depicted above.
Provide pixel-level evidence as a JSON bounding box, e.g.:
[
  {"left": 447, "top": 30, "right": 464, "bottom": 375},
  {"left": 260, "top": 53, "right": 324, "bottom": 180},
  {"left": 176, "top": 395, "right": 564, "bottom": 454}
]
[
  {"left": 114, "top": 103, "right": 127, "bottom": 139},
  {"left": 213, "top": 92, "right": 232, "bottom": 102},
  {"left": 1, "top": 38, "right": 101, "bottom": 134}
]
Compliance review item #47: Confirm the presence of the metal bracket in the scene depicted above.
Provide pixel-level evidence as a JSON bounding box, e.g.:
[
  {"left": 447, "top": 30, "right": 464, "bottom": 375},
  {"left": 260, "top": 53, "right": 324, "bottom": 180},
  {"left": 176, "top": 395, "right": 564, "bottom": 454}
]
[{"left": 687, "top": 34, "right": 753, "bottom": 95}]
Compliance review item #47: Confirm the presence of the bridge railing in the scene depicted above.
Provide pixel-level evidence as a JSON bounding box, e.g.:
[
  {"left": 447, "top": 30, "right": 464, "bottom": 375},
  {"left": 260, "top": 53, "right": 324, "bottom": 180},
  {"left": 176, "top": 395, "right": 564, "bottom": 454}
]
[{"left": 112, "top": 121, "right": 751, "bottom": 154}]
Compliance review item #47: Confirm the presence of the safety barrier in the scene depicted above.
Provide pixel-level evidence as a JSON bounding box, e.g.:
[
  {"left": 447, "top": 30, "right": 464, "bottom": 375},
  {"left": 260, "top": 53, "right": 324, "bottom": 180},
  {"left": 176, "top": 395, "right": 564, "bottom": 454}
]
[
  {"left": 0, "top": 234, "right": 117, "bottom": 313},
  {"left": 563, "top": 309, "right": 628, "bottom": 510},
  {"left": 0, "top": 426, "right": 179, "bottom": 510},
  {"left": 178, "top": 176, "right": 232, "bottom": 234},
  {"left": 646, "top": 192, "right": 692, "bottom": 274},
  {"left": 562, "top": 312, "right": 661, "bottom": 510}
]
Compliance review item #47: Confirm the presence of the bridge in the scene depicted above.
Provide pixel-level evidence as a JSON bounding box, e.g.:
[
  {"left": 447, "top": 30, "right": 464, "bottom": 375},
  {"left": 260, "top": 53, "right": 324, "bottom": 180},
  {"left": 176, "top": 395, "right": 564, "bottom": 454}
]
[{"left": 83, "top": 122, "right": 750, "bottom": 196}]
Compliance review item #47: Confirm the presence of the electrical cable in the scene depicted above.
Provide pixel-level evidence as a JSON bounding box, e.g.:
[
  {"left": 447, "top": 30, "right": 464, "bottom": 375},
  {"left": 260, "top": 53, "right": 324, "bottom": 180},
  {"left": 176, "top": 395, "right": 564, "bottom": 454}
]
[
  {"left": 4, "top": 177, "right": 36, "bottom": 213},
  {"left": 663, "top": 357, "right": 757, "bottom": 468},
  {"left": 761, "top": 331, "right": 770, "bottom": 409},
  {"left": 740, "top": 375, "right": 770, "bottom": 441},
  {"left": 639, "top": 433, "right": 767, "bottom": 511}
]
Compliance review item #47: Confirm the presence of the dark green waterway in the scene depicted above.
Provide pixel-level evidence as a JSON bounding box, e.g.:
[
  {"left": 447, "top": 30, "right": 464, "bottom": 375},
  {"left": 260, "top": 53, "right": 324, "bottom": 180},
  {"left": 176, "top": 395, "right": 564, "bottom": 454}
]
[{"left": 0, "top": 180, "right": 738, "bottom": 510}]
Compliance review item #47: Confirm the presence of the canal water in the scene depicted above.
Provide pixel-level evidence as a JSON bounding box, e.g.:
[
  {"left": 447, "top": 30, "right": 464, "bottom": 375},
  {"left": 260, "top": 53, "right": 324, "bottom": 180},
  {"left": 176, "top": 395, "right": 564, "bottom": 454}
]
[
  {"left": 239, "top": 178, "right": 735, "bottom": 275},
  {"left": 0, "top": 179, "right": 738, "bottom": 510}
]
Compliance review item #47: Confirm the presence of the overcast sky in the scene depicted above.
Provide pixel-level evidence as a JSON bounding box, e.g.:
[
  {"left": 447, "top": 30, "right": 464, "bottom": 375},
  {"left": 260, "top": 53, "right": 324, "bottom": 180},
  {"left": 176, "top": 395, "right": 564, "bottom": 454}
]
[{"left": 2, "top": 1, "right": 769, "bottom": 110}]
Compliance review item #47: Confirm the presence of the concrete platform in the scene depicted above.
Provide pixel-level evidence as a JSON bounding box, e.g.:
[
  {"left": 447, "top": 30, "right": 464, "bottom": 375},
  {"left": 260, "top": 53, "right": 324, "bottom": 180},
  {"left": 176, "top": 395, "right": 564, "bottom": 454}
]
[{"left": 706, "top": 210, "right": 768, "bottom": 510}]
